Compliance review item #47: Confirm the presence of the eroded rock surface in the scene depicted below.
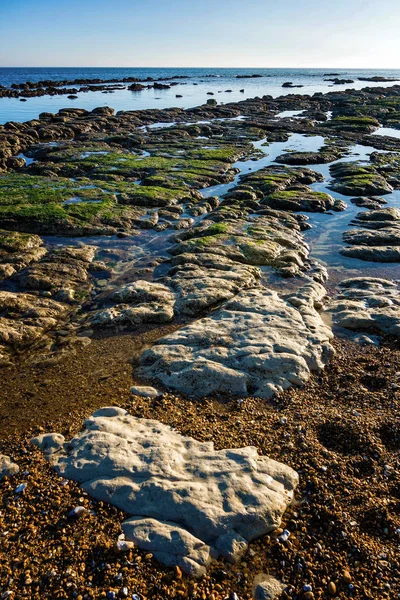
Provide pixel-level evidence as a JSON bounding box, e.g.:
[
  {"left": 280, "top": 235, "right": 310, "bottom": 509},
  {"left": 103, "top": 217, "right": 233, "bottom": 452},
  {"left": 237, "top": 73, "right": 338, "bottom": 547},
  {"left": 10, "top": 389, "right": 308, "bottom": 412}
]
[
  {"left": 32, "top": 406, "right": 299, "bottom": 577},
  {"left": 325, "top": 278, "right": 400, "bottom": 337},
  {"left": 341, "top": 207, "right": 400, "bottom": 262},
  {"left": 89, "top": 280, "right": 175, "bottom": 327},
  {"left": 137, "top": 282, "right": 334, "bottom": 398}
]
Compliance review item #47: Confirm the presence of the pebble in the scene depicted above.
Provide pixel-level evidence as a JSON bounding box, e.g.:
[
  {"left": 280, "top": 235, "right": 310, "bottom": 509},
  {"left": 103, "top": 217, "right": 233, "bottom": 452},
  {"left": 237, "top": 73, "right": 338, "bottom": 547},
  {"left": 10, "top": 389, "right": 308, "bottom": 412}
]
[
  {"left": 67, "top": 505, "right": 86, "bottom": 519},
  {"left": 343, "top": 570, "right": 352, "bottom": 583},
  {"left": 302, "top": 593, "right": 314, "bottom": 600},
  {"left": 278, "top": 529, "right": 291, "bottom": 542},
  {"left": 174, "top": 565, "right": 182, "bottom": 580},
  {"left": 15, "top": 483, "right": 26, "bottom": 494},
  {"left": 114, "top": 540, "right": 135, "bottom": 553},
  {"left": 327, "top": 581, "right": 337, "bottom": 595},
  {"left": 120, "top": 587, "right": 129, "bottom": 598}
]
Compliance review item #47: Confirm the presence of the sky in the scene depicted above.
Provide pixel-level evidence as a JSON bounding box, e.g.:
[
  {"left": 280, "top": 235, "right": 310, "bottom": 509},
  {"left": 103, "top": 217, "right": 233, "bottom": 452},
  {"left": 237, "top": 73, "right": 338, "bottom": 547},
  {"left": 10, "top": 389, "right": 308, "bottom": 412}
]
[{"left": 0, "top": 0, "right": 399, "bottom": 68}]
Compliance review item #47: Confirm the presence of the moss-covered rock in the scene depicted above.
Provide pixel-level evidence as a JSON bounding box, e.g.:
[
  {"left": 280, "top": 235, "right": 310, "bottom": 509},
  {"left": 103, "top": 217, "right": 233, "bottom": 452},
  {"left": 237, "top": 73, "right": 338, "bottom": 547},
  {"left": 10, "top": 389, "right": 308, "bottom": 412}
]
[{"left": 329, "top": 162, "right": 393, "bottom": 196}]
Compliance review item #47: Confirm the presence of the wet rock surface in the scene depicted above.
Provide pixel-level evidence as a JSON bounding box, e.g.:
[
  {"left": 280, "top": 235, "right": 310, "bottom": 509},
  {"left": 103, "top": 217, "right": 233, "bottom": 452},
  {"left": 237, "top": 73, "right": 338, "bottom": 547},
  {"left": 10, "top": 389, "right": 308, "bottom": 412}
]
[
  {"left": 341, "top": 207, "right": 400, "bottom": 262},
  {"left": 33, "top": 406, "right": 298, "bottom": 576}
]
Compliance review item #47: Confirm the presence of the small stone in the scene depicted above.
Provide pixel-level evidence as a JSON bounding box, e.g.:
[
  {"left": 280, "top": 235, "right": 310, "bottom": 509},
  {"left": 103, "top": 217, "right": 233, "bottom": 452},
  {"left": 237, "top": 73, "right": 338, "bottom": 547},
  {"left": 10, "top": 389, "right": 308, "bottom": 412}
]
[
  {"left": 343, "top": 570, "right": 352, "bottom": 583},
  {"left": 302, "top": 593, "right": 314, "bottom": 600},
  {"left": 15, "top": 483, "right": 26, "bottom": 494},
  {"left": 120, "top": 588, "right": 129, "bottom": 598},
  {"left": 67, "top": 506, "right": 86, "bottom": 519},
  {"left": 174, "top": 566, "right": 183, "bottom": 580},
  {"left": 327, "top": 582, "right": 336, "bottom": 595},
  {"left": 114, "top": 540, "right": 135, "bottom": 553},
  {"left": 130, "top": 385, "right": 160, "bottom": 398}
]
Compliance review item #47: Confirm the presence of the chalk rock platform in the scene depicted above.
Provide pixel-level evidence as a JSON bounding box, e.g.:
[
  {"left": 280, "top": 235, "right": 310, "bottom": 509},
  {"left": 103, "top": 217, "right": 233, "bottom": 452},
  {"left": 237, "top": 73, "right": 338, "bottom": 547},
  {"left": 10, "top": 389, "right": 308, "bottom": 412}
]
[
  {"left": 137, "top": 282, "right": 334, "bottom": 398},
  {"left": 32, "top": 407, "right": 299, "bottom": 577},
  {"left": 325, "top": 277, "right": 400, "bottom": 337}
]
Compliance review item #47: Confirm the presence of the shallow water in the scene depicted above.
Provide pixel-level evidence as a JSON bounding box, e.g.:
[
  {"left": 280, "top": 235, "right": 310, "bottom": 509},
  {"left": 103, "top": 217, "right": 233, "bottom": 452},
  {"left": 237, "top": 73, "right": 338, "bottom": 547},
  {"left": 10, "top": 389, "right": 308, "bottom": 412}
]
[
  {"left": 370, "top": 126, "right": 400, "bottom": 139},
  {"left": 1, "top": 67, "right": 400, "bottom": 124},
  {"left": 200, "top": 127, "right": 400, "bottom": 282}
]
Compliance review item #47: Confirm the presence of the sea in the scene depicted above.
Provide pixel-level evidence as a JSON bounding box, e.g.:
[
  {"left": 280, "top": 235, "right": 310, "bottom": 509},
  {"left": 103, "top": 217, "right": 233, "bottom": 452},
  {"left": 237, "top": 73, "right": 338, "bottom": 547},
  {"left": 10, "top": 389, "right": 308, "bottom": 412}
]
[{"left": 1, "top": 67, "right": 400, "bottom": 124}]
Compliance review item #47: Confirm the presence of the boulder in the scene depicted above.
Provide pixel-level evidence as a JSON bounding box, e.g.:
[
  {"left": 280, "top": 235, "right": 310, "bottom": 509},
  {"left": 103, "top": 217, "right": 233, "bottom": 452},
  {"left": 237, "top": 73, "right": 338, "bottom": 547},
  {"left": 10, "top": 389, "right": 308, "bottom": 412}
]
[{"left": 33, "top": 407, "right": 299, "bottom": 576}]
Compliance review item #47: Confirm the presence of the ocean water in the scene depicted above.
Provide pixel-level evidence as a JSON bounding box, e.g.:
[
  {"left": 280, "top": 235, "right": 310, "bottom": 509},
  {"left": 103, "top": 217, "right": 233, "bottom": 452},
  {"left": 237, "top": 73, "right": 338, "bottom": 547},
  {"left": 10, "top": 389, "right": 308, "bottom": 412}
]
[{"left": 1, "top": 67, "right": 400, "bottom": 124}]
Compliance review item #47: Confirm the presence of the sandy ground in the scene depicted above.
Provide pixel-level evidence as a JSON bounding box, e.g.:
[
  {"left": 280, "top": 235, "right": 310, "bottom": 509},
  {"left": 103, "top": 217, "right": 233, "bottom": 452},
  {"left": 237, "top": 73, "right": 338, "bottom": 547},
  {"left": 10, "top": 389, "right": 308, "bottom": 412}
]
[{"left": 0, "top": 333, "right": 399, "bottom": 600}]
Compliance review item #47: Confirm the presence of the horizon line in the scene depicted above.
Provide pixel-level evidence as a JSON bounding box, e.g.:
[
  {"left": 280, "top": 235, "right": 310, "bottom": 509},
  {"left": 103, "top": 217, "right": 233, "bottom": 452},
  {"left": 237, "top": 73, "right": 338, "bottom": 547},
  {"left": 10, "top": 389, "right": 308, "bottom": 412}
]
[{"left": 1, "top": 66, "right": 400, "bottom": 70}]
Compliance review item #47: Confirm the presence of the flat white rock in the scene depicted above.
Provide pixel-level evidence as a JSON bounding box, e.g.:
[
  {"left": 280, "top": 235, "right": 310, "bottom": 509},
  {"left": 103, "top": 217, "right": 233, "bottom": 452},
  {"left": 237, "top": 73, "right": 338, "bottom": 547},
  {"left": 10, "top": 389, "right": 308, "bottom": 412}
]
[
  {"left": 33, "top": 407, "right": 299, "bottom": 576},
  {"left": 130, "top": 385, "right": 160, "bottom": 398},
  {"left": 137, "top": 282, "right": 334, "bottom": 398}
]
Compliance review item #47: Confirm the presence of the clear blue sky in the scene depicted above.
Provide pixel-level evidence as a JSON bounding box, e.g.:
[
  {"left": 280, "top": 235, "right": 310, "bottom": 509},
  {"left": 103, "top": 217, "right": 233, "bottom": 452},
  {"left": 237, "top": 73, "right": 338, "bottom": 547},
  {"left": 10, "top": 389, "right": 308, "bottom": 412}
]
[{"left": 0, "top": 0, "right": 399, "bottom": 68}]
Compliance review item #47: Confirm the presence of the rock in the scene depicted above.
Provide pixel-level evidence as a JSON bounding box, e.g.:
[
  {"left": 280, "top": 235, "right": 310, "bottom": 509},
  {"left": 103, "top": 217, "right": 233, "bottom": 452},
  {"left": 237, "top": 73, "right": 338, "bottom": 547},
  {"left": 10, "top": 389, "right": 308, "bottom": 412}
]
[
  {"left": 325, "top": 278, "right": 400, "bottom": 337},
  {"left": 67, "top": 506, "right": 86, "bottom": 519},
  {"left": 137, "top": 282, "right": 333, "bottom": 398},
  {"left": 35, "top": 407, "right": 298, "bottom": 576},
  {"left": 327, "top": 581, "right": 337, "bottom": 595},
  {"left": 0, "top": 230, "right": 47, "bottom": 281},
  {"left": 263, "top": 188, "right": 341, "bottom": 213},
  {"left": 350, "top": 197, "right": 387, "bottom": 210},
  {"left": 0, "top": 291, "right": 69, "bottom": 361},
  {"left": 252, "top": 574, "right": 287, "bottom": 599},
  {"left": 130, "top": 385, "right": 160, "bottom": 398},
  {"left": 340, "top": 245, "right": 400, "bottom": 262},
  {"left": 0, "top": 455, "right": 19, "bottom": 480},
  {"left": 329, "top": 162, "right": 393, "bottom": 196},
  {"left": 343, "top": 227, "right": 400, "bottom": 246},
  {"left": 15, "top": 245, "right": 96, "bottom": 292},
  {"left": 122, "top": 517, "right": 211, "bottom": 578},
  {"left": 89, "top": 280, "right": 175, "bottom": 328},
  {"left": 31, "top": 433, "right": 65, "bottom": 454}
]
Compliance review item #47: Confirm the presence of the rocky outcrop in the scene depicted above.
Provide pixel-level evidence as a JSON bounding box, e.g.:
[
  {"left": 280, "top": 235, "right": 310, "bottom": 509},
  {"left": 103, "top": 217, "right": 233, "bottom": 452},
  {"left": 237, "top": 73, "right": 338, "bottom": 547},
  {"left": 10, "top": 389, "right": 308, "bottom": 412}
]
[
  {"left": 329, "top": 162, "right": 393, "bottom": 196},
  {"left": 89, "top": 280, "right": 175, "bottom": 327},
  {"left": 32, "top": 406, "right": 299, "bottom": 577},
  {"left": 325, "top": 278, "right": 400, "bottom": 337},
  {"left": 136, "top": 282, "right": 334, "bottom": 398},
  {"left": 0, "top": 292, "right": 68, "bottom": 365},
  {"left": 341, "top": 208, "right": 400, "bottom": 262},
  {"left": 0, "top": 230, "right": 46, "bottom": 280}
]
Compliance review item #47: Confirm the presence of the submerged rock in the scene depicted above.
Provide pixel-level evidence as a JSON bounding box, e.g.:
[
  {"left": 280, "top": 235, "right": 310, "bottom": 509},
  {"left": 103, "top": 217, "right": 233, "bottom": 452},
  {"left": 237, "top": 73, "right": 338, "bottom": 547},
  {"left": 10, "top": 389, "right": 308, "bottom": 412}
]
[
  {"left": 33, "top": 406, "right": 299, "bottom": 577},
  {"left": 137, "top": 282, "right": 334, "bottom": 398}
]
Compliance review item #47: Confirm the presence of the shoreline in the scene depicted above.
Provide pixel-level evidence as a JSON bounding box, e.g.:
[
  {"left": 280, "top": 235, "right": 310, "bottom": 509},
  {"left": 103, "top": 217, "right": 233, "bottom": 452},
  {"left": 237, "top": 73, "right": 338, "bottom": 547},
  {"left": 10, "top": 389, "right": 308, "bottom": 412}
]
[{"left": 0, "top": 84, "right": 400, "bottom": 598}]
